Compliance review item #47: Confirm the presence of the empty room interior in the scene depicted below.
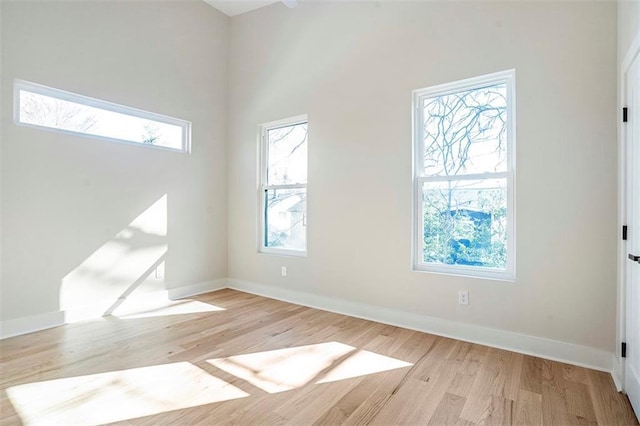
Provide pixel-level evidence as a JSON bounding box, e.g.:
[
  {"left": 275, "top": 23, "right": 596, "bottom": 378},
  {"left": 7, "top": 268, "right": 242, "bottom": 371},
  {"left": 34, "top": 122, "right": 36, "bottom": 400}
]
[{"left": 1, "top": 0, "right": 640, "bottom": 424}]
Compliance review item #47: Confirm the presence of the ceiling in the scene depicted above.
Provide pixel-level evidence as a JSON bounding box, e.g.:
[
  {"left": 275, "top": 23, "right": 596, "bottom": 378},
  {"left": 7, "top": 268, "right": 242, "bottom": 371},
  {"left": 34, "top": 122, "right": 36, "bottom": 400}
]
[{"left": 202, "top": 0, "right": 281, "bottom": 16}]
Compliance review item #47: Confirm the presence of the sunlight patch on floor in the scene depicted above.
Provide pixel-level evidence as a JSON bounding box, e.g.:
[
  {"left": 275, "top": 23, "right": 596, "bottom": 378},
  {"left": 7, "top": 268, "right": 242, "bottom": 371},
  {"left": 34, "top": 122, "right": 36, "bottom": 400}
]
[
  {"left": 208, "top": 342, "right": 354, "bottom": 393},
  {"left": 6, "top": 362, "right": 248, "bottom": 425},
  {"left": 112, "top": 298, "right": 225, "bottom": 319},
  {"left": 317, "top": 348, "right": 413, "bottom": 383},
  {"left": 208, "top": 341, "right": 413, "bottom": 393}
]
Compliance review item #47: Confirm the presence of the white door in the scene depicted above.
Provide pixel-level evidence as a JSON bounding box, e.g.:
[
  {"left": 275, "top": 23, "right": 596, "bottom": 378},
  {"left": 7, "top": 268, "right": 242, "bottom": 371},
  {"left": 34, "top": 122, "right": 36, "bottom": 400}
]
[{"left": 626, "top": 50, "right": 640, "bottom": 419}]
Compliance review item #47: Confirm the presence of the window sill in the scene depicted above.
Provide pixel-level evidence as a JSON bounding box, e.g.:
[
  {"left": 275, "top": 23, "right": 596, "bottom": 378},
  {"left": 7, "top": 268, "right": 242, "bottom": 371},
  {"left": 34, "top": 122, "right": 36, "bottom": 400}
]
[
  {"left": 260, "top": 248, "right": 307, "bottom": 258},
  {"left": 413, "top": 263, "right": 515, "bottom": 282}
]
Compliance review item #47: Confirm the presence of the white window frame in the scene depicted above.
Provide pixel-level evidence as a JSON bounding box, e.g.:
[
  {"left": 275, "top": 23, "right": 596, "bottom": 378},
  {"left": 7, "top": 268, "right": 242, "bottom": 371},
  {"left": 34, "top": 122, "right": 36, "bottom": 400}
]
[
  {"left": 13, "top": 79, "right": 191, "bottom": 153},
  {"left": 259, "top": 114, "right": 308, "bottom": 257},
  {"left": 412, "top": 70, "right": 516, "bottom": 281}
]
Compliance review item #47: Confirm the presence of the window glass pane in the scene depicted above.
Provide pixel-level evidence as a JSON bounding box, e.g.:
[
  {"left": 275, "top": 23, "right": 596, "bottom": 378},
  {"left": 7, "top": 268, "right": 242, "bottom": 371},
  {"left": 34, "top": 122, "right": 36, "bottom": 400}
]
[
  {"left": 18, "top": 87, "right": 187, "bottom": 151},
  {"left": 265, "top": 188, "right": 306, "bottom": 251},
  {"left": 422, "top": 179, "right": 507, "bottom": 268},
  {"left": 267, "top": 123, "right": 308, "bottom": 185},
  {"left": 423, "top": 83, "right": 507, "bottom": 176}
]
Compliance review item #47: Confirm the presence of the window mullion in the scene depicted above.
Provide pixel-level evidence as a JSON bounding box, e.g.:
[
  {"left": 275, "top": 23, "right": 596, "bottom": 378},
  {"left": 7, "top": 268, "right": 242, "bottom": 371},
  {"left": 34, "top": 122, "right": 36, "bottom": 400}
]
[
  {"left": 419, "top": 171, "right": 509, "bottom": 184},
  {"left": 264, "top": 183, "right": 307, "bottom": 191}
]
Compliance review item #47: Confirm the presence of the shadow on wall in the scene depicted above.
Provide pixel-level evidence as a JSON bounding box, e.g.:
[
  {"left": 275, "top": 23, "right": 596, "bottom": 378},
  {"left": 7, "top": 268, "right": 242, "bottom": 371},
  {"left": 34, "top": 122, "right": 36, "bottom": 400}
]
[{"left": 59, "top": 194, "right": 169, "bottom": 322}]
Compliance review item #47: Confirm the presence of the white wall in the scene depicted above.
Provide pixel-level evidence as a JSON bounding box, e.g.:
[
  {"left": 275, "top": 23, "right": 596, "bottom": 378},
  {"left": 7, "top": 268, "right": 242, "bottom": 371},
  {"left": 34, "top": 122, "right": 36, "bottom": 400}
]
[
  {"left": 0, "top": 0, "right": 622, "bottom": 365},
  {"left": 0, "top": 1, "right": 228, "bottom": 325},
  {"left": 228, "top": 2, "right": 618, "bottom": 353}
]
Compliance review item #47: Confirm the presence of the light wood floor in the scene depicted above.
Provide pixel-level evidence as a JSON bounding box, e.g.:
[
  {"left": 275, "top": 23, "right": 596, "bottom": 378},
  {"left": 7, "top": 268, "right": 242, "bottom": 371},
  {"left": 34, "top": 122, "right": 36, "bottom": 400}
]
[{"left": 0, "top": 289, "right": 637, "bottom": 425}]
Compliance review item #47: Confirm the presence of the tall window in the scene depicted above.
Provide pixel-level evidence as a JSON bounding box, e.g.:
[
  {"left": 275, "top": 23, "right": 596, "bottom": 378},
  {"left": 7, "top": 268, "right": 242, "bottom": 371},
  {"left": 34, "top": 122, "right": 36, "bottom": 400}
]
[
  {"left": 260, "top": 115, "right": 308, "bottom": 256},
  {"left": 14, "top": 80, "right": 190, "bottom": 152},
  {"left": 413, "top": 70, "right": 515, "bottom": 280}
]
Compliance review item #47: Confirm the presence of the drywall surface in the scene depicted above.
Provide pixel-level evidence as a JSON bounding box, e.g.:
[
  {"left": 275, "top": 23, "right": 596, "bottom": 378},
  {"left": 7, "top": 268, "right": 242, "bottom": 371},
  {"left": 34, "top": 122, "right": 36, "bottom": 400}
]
[
  {"left": 228, "top": 2, "right": 617, "bottom": 352},
  {"left": 0, "top": 1, "right": 228, "bottom": 321}
]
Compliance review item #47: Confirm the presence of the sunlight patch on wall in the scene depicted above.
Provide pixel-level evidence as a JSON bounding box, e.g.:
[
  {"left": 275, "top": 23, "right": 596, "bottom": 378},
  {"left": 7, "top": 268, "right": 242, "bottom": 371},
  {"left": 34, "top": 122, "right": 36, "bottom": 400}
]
[
  {"left": 60, "top": 195, "right": 168, "bottom": 322},
  {"left": 207, "top": 342, "right": 412, "bottom": 393},
  {"left": 6, "top": 362, "right": 248, "bottom": 425}
]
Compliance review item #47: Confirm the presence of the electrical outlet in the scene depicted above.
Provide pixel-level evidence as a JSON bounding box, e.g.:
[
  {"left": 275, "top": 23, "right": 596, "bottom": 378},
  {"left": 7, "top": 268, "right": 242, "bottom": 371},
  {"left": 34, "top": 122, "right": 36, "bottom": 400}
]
[
  {"left": 281, "top": 266, "right": 287, "bottom": 277},
  {"left": 154, "top": 262, "right": 165, "bottom": 279},
  {"left": 458, "top": 290, "right": 469, "bottom": 305}
]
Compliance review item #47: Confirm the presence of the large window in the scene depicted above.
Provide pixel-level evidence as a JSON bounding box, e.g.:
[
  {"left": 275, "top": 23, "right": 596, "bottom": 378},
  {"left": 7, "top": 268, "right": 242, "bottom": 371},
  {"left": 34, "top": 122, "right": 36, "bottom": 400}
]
[
  {"left": 14, "top": 80, "right": 190, "bottom": 152},
  {"left": 413, "top": 70, "right": 515, "bottom": 280},
  {"left": 260, "top": 115, "right": 308, "bottom": 256}
]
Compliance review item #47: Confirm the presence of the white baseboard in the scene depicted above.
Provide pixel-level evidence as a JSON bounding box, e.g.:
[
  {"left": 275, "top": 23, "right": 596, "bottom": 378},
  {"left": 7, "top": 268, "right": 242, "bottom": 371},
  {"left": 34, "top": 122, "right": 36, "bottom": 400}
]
[
  {"left": 0, "top": 279, "right": 227, "bottom": 340},
  {"left": 0, "top": 310, "right": 65, "bottom": 340},
  {"left": 227, "top": 279, "right": 614, "bottom": 373},
  {"left": 167, "top": 279, "right": 227, "bottom": 300},
  {"left": 0, "top": 277, "right": 616, "bottom": 375},
  {"left": 628, "top": 365, "right": 640, "bottom": 421},
  {"left": 612, "top": 353, "right": 624, "bottom": 392}
]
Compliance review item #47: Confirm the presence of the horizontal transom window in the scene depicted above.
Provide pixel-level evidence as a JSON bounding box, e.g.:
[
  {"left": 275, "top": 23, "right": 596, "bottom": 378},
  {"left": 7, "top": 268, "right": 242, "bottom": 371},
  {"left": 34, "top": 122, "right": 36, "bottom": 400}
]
[{"left": 14, "top": 80, "right": 190, "bottom": 152}]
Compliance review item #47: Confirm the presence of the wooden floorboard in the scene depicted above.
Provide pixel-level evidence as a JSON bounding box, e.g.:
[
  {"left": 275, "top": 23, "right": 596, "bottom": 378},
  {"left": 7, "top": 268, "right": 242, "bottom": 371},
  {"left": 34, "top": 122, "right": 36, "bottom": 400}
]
[{"left": 0, "top": 289, "right": 637, "bottom": 425}]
